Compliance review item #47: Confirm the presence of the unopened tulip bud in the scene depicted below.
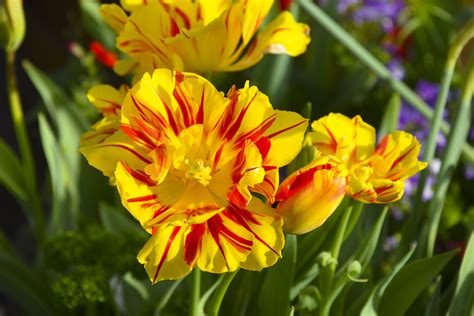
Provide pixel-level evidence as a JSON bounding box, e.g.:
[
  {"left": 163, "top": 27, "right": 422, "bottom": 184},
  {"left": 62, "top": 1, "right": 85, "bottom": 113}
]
[
  {"left": 317, "top": 251, "right": 337, "bottom": 267},
  {"left": 346, "top": 260, "right": 367, "bottom": 282},
  {"left": 0, "top": 0, "right": 25, "bottom": 52},
  {"left": 276, "top": 156, "right": 347, "bottom": 234}
]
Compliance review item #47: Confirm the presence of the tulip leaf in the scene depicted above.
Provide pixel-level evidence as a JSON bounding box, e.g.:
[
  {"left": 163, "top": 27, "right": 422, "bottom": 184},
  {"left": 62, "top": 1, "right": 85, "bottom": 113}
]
[
  {"left": 25, "top": 60, "right": 88, "bottom": 231},
  {"left": 259, "top": 234, "right": 297, "bottom": 316},
  {"left": 378, "top": 249, "right": 458, "bottom": 316},
  {"left": 79, "top": 0, "right": 116, "bottom": 48},
  {"left": 351, "top": 207, "right": 388, "bottom": 271},
  {"left": 291, "top": 261, "right": 319, "bottom": 300},
  {"left": 38, "top": 114, "right": 74, "bottom": 231},
  {"left": 0, "top": 138, "right": 26, "bottom": 201},
  {"left": 0, "top": 250, "right": 56, "bottom": 315},
  {"left": 448, "top": 233, "right": 474, "bottom": 316},
  {"left": 424, "top": 277, "right": 442, "bottom": 316},
  {"left": 99, "top": 203, "right": 147, "bottom": 237},
  {"left": 359, "top": 244, "right": 416, "bottom": 316}
]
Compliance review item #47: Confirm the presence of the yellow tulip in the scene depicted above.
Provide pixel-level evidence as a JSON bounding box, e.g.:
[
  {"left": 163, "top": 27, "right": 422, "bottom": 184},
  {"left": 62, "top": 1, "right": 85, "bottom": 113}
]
[
  {"left": 80, "top": 68, "right": 308, "bottom": 282},
  {"left": 100, "top": 0, "right": 310, "bottom": 79},
  {"left": 275, "top": 156, "right": 347, "bottom": 234},
  {"left": 309, "top": 113, "right": 427, "bottom": 204}
]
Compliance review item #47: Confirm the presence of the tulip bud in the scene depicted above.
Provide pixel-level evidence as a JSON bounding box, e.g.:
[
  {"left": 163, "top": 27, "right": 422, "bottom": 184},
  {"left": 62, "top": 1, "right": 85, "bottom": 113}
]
[
  {"left": 317, "top": 251, "right": 337, "bottom": 267},
  {"left": 346, "top": 260, "right": 367, "bottom": 282},
  {"left": 275, "top": 156, "right": 347, "bottom": 235},
  {"left": 0, "top": 0, "right": 25, "bottom": 52}
]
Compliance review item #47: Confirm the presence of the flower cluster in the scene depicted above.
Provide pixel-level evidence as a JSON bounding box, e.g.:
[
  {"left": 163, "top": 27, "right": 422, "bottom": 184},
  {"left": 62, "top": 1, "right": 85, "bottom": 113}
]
[{"left": 80, "top": 0, "right": 427, "bottom": 283}]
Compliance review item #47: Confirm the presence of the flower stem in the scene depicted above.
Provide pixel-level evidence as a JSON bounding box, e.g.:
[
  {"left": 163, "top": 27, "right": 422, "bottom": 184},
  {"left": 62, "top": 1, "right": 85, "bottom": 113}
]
[
  {"left": 190, "top": 268, "right": 201, "bottom": 316},
  {"left": 5, "top": 51, "right": 44, "bottom": 244},
  {"left": 297, "top": 0, "right": 474, "bottom": 163},
  {"left": 319, "top": 204, "right": 354, "bottom": 316},
  {"left": 207, "top": 270, "right": 239, "bottom": 316}
]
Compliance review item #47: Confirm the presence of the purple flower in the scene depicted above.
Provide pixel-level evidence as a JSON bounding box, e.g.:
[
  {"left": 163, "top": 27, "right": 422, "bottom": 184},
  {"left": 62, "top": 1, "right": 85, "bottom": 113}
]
[
  {"left": 337, "top": 0, "right": 359, "bottom": 14},
  {"left": 384, "top": 235, "right": 399, "bottom": 252},
  {"left": 399, "top": 80, "right": 447, "bottom": 150},
  {"left": 319, "top": 0, "right": 360, "bottom": 14},
  {"left": 464, "top": 165, "right": 474, "bottom": 180},
  {"left": 387, "top": 58, "right": 405, "bottom": 80},
  {"left": 352, "top": 0, "right": 406, "bottom": 32}
]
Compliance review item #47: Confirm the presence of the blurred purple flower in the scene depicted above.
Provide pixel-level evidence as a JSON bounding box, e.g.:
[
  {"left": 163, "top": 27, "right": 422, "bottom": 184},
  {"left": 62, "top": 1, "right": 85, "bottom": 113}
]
[
  {"left": 403, "top": 158, "right": 441, "bottom": 201},
  {"left": 352, "top": 0, "right": 406, "bottom": 32},
  {"left": 387, "top": 58, "right": 405, "bottom": 80},
  {"left": 399, "top": 80, "right": 448, "bottom": 150},
  {"left": 384, "top": 235, "right": 399, "bottom": 252},
  {"left": 464, "top": 165, "right": 474, "bottom": 180},
  {"left": 391, "top": 206, "right": 404, "bottom": 221}
]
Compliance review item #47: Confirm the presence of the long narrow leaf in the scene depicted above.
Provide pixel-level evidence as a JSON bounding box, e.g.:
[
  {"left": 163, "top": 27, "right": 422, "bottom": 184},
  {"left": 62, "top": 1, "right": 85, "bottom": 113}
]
[
  {"left": 0, "top": 139, "right": 26, "bottom": 200},
  {"left": 259, "top": 234, "right": 297, "bottom": 316},
  {"left": 448, "top": 233, "right": 474, "bottom": 316},
  {"left": 378, "top": 250, "right": 458, "bottom": 316},
  {"left": 360, "top": 245, "right": 416, "bottom": 315}
]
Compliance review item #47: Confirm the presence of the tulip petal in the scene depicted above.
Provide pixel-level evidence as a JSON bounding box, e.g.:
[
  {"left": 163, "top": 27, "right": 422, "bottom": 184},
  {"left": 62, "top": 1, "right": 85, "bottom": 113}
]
[
  {"left": 276, "top": 159, "right": 347, "bottom": 235},
  {"left": 263, "top": 110, "right": 307, "bottom": 167},
  {"left": 223, "top": 11, "right": 310, "bottom": 71},
  {"left": 138, "top": 225, "right": 192, "bottom": 283},
  {"left": 100, "top": 4, "right": 128, "bottom": 34}
]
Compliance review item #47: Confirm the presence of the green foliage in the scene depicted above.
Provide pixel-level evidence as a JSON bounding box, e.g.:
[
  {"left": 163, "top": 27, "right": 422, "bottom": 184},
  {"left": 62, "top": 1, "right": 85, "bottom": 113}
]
[
  {"left": 448, "top": 234, "right": 474, "bottom": 316},
  {"left": 259, "top": 235, "right": 297, "bottom": 316},
  {"left": 378, "top": 249, "right": 458, "bottom": 316},
  {"left": 52, "top": 267, "right": 109, "bottom": 309},
  {"left": 0, "top": 138, "right": 26, "bottom": 200},
  {"left": 43, "top": 227, "right": 147, "bottom": 309}
]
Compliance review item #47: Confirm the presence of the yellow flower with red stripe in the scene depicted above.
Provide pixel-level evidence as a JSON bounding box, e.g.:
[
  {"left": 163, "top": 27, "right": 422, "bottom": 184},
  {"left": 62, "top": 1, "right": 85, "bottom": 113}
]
[
  {"left": 100, "top": 0, "right": 310, "bottom": 79},
  {"left": 275, "top": 155, "right": 347, "bottom": 235},
  {"left": 308, "top": 113, "right": 427, "bottom": 204},
  {"left": 81, "top": 68, "right": 307, "bottom": 282},
  {"left": 80, "top": 84, "right": 128, "bottom": 180}
]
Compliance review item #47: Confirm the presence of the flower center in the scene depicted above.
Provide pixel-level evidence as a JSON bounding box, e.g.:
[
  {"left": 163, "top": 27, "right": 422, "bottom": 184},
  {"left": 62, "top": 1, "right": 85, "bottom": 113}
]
[{"left": 184, "top": 159, "right": 212, "bottom": 186}]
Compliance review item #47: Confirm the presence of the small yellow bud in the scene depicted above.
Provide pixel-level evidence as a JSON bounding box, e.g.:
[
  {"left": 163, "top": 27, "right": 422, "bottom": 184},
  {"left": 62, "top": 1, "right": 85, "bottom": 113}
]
[{"left": 0, "top": 0, "right": 25, "bottom": 52}]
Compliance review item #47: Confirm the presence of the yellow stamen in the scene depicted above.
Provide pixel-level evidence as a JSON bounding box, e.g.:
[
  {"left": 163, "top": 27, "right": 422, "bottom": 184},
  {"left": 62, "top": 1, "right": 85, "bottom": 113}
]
[{"left": 185, "top": 159, "right": 212, "bottom": 186}]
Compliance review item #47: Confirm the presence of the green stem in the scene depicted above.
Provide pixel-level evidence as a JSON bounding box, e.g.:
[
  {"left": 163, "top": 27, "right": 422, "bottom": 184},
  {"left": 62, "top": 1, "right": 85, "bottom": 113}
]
[
  {"left": 319, "top": 204, "right": 354, "bottom": 316},
  {"left": 207, "top": 270, "right": 239, "bottom": 316},
  {"left": 297, "top": 0, "right": 474, "bottom": 163},
  {"left": 5, "top": 51, "right": 44, "bottom": 244},
  {"left": 423, "top": 59, "right": 474, "bottom": 257},
  {"left": 190, "top": 268, "right": 201, "bottom": 316}
]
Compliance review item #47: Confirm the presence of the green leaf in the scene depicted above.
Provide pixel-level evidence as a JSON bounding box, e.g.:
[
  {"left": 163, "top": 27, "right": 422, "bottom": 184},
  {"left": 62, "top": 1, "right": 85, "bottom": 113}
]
[
  {"left": 79, "top": 0, "right": 115, "bottom": 48},
  {"left": 38, "top": 114, "right": 73, "bottom": 231},
  {"left": 0, "top": 138, "right": 26, "bottom": 200},
  {"left": 25, "top": 60, "right": 88, "bottom": 232},
  {"left": 425, "top": 277, "right": 441, "bottom": 316},
  {"left": 0, "top": 250, "right": 56, "bottom": 315},
  {"left": 378, "top": 250, "right": 458, "bottom": 316},
  {"left": 378, "top": 93, "right": 401, "bottom": 138},
  {"left": 360, "top": 244, "right": 416, "bottom": 316},
  {"left": 259, "top": 234, "right": 297, "bottom": 316},
  {"left": 291, "top": 262, "right": 319, "bottom": 300},
  {"left": 350, "top": 207, "right": 388, "bottom": 271},
  {"left": 99, "top": 202, "right": 147, "bottom": 237},
  {"left": 448, "top": 233, "right": 474, "bottom": 316},
  {"left": 297, "top": 198, "right": 349, "bottom": 274},
  {"left": 121, "top": 272, "right": 150, "bottom": 315}
]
